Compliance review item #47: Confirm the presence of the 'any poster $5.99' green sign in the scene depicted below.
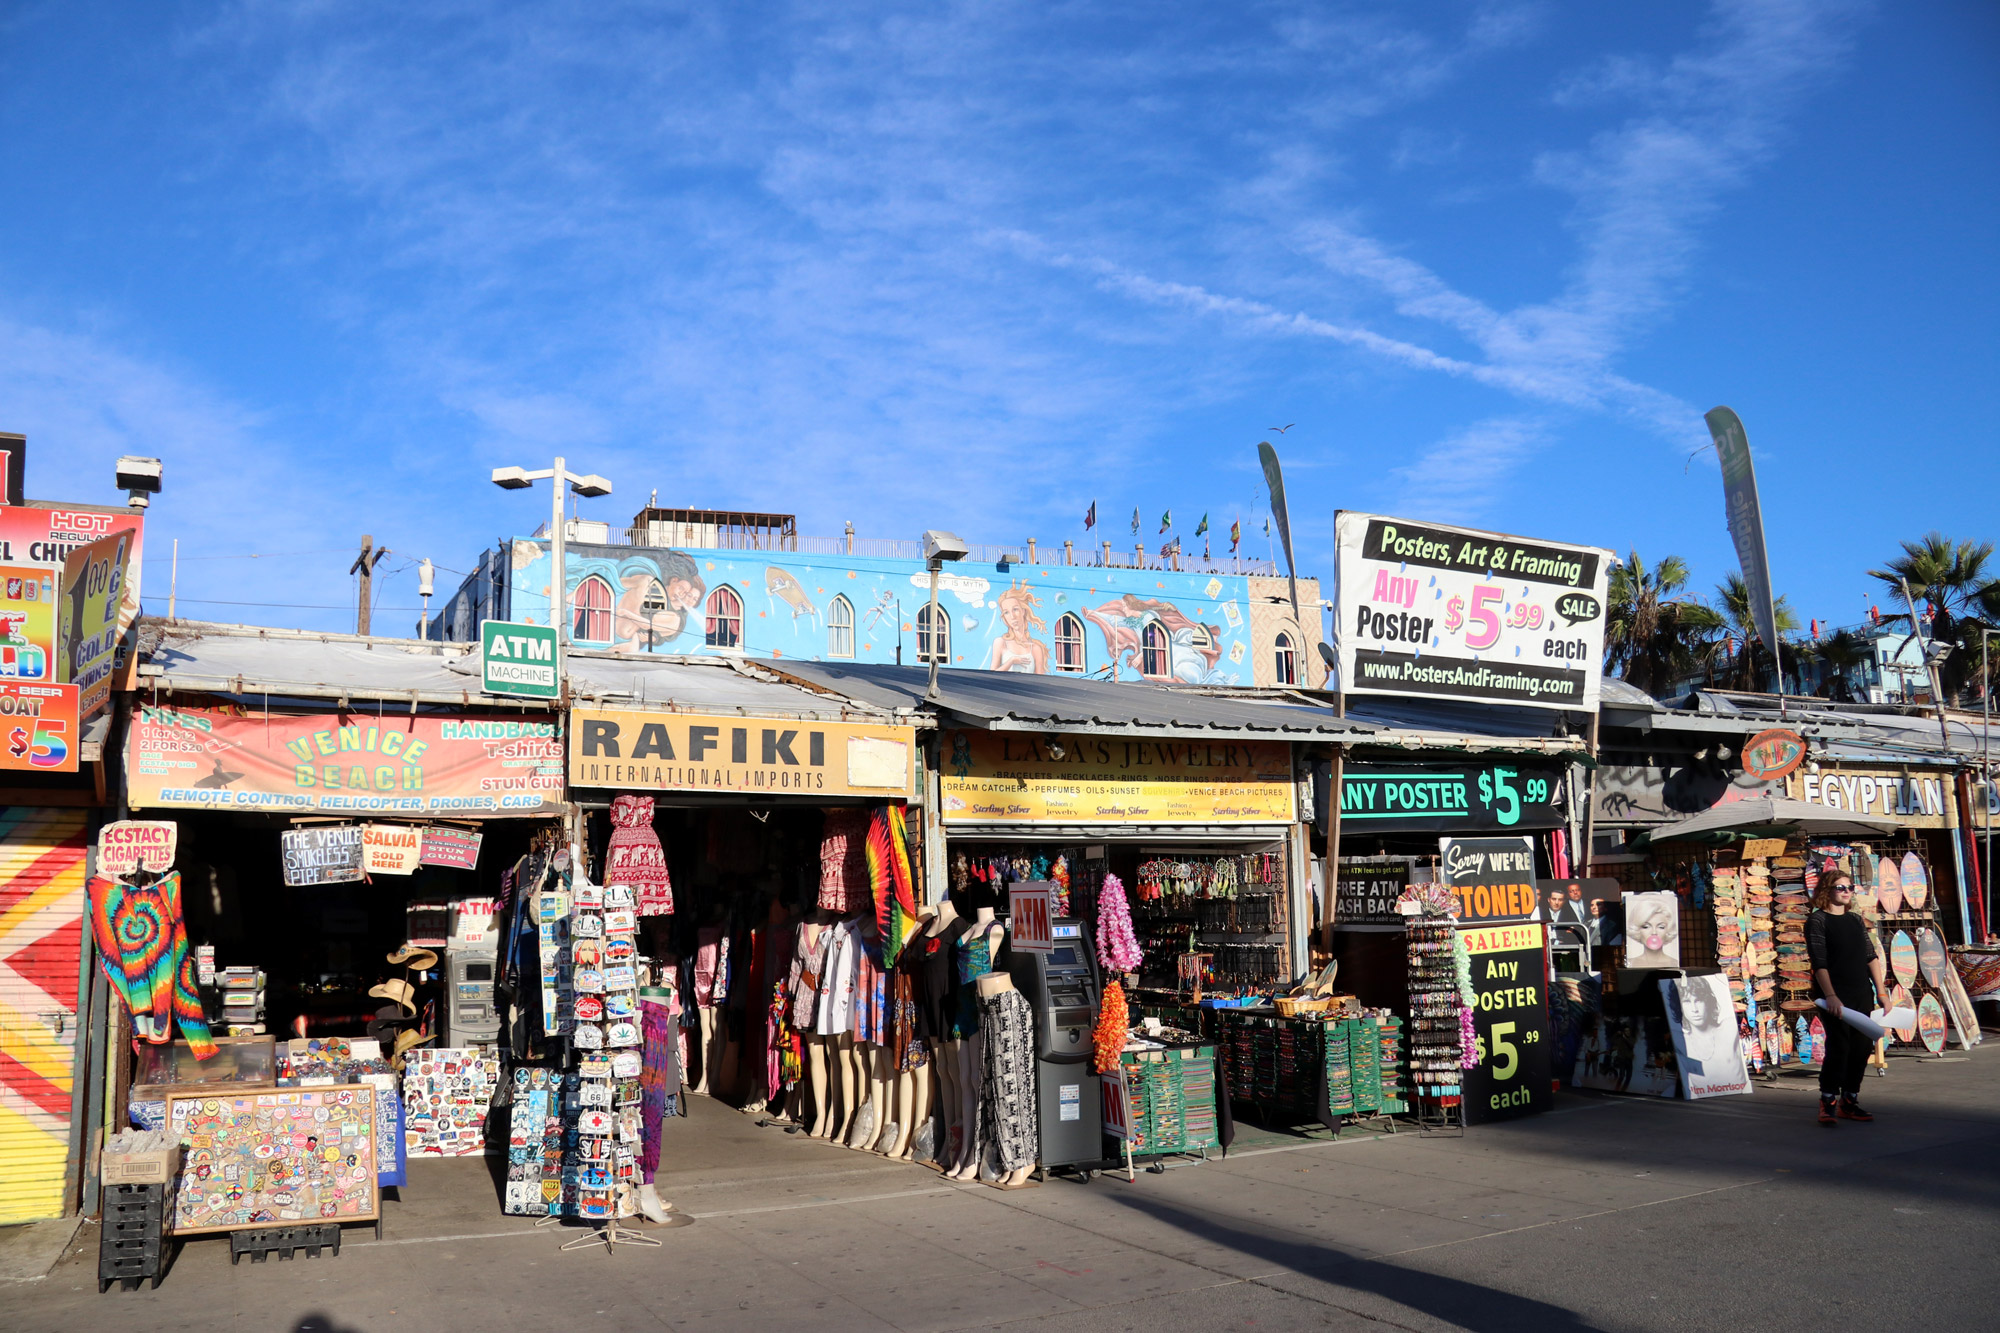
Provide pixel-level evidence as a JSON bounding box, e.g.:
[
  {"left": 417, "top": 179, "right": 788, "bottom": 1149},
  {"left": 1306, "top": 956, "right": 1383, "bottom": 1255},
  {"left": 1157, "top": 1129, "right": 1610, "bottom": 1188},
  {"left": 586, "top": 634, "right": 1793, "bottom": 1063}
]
[
  {"left": 1339, "top": 761, "right": 1564, "bottom": 833},
  {"left": 481, "top": 619, "right": 559, "bottom": 699}
]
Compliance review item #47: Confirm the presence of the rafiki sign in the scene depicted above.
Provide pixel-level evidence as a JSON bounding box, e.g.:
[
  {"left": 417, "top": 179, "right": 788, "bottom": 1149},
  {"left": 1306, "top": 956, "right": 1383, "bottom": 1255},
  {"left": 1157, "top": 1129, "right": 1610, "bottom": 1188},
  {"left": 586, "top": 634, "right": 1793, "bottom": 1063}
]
[{"left": 1334, "top": 512, "right": 1611, "bottom": 711}]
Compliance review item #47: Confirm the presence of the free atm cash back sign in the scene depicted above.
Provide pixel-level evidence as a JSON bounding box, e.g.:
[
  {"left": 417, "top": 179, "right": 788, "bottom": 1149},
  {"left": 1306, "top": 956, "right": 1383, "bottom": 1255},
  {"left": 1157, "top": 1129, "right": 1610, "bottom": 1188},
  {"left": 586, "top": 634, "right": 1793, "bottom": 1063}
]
[{"left": 482, "top": 619, "right": 559, "bottom": 699}]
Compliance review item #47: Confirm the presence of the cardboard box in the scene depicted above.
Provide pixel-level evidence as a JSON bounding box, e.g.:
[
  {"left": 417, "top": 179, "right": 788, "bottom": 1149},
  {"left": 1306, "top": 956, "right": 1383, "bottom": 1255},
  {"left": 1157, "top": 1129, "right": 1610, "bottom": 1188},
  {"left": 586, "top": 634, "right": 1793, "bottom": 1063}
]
[{"left": 101, "top": 1146, "right": 180, "bottom": 1186}]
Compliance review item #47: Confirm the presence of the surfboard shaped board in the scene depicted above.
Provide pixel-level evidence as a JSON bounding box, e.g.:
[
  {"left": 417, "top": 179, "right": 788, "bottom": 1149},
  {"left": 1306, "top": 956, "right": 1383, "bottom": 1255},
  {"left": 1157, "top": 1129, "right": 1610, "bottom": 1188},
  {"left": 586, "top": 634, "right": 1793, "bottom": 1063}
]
[
  {"left": 1889, "top": 930, "right": 1919, "bottom": 986},
  {"left": 1888, "top": 984, "right": 1918, "bottom": 1043},
  {"left": 1915, "top": 994, "right": 1947, "bottom": 1054},
  {"left": 1875, "top": 856, "right": 1903, "bottom": 915},
  {"left": 1900, "top": 851, "right": 1927, "bottom": 911}
]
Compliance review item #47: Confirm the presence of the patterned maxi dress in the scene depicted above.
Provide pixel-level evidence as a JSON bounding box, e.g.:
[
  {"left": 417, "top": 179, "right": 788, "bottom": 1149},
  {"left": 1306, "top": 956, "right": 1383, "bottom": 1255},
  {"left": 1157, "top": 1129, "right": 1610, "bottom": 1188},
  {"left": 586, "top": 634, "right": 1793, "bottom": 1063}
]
[{"left": 977, "top": 987, "right": 1038, "bottom": 1174}]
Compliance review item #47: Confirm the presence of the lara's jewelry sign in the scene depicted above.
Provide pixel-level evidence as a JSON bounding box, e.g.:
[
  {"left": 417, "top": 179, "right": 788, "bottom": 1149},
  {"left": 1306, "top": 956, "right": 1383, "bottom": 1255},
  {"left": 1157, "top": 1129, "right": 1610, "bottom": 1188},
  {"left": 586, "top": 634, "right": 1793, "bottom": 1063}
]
[
  {"left": 939, "top": 729, "right": 1295, "bottom": 826},
  {"left": 1333, "top": 512, "right": 1611, "bottom": 710}
]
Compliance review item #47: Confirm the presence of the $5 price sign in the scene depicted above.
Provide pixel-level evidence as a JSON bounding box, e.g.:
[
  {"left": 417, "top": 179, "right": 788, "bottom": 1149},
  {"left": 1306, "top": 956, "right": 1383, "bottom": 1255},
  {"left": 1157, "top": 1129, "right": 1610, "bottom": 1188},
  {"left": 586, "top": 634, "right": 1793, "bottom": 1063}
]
[{"left": 1474, "top": 767, "right": 1553, "bottom": 827}]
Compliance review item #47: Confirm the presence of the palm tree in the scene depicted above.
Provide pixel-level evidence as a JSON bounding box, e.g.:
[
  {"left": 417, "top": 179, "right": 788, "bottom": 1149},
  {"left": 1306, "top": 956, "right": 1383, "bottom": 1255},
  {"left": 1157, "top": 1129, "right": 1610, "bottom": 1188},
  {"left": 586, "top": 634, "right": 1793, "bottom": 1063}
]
[
  {"left": 1811, "top": 628, "right": 1868, "bottom": 701},
  {"left": 1710, "top": 572, "right": 1799, "bottom": 692},
  {"left": 1868, "top": 533, "right": 1999, "bottom": 703},
  {"left": 1603, "top": 552, "right": 1723, "bottom": 696}
]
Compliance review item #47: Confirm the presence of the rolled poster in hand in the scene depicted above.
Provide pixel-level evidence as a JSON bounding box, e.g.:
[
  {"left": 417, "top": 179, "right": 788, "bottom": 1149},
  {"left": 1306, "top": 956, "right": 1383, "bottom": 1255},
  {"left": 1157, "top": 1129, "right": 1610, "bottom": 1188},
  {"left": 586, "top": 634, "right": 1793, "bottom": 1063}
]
[{"left": 1813, "top": 998, "right": 1890, "bottom": 1044}]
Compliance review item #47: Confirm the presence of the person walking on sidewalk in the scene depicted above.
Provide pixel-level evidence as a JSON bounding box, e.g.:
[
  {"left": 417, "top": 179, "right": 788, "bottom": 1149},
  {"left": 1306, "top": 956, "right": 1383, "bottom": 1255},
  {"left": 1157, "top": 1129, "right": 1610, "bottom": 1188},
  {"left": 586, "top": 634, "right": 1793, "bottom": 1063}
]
[{"left": 1806, "top": 873, "right": 1889, "bottom": 1126}]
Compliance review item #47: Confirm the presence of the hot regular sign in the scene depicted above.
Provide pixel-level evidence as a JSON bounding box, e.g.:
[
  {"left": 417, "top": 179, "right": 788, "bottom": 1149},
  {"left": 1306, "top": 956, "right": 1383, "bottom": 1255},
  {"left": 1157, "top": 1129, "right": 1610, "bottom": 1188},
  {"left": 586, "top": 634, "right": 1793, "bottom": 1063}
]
[{"left": 1334, "top": 512, "right": 1611, "bottom": 710}]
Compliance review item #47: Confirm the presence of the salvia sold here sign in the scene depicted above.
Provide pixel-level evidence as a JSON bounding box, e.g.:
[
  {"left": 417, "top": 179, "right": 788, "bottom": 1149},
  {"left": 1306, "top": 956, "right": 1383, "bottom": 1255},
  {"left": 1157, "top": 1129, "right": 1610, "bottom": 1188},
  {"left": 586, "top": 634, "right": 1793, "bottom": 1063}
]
[{"left": 1334, "top": 512, "right": 1611, "bottom": 711}]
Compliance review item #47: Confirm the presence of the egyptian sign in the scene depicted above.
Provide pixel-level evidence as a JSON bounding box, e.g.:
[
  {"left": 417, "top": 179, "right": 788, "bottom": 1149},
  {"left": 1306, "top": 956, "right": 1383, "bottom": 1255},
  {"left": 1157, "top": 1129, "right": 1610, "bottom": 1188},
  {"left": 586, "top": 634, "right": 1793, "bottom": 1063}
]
[
  {"left": 57, "top": 530, "right": 134, "bottom": 721},
  {"left": 1460, "top": 921, "right": 1551, "bottom": 1123},
  {"left": 569, "top": 706, "right": 916, "bottom": 797},
  {"left": 939, "top": 729, "right": 1295, "bottom": 826},
  {"left": 1333, "top": 512, "right": 1610, "bottom": 710},
  {"left": 1438, "top": 835, "right": 1538, "bottom": 924},
  {"left": 1339, "top": 761, "right": 1564, "bottom": 832},
  {"left": 1786, "top": 765, "right": 1956, "bottom": 829},
  {"left": 127, "top": 705, "right": 564, "bottom": 817},
  {"left": 510, "top": 538, "right": 1264, "bottom": 684}
]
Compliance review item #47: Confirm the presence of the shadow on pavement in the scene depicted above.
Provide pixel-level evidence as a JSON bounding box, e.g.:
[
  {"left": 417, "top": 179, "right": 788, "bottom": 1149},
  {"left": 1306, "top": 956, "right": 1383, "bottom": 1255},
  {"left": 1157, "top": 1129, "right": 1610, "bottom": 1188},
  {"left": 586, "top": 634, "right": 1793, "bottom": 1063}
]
[{"left": 1102, "top": 1190, "right": 1606, "bottom": 1333}]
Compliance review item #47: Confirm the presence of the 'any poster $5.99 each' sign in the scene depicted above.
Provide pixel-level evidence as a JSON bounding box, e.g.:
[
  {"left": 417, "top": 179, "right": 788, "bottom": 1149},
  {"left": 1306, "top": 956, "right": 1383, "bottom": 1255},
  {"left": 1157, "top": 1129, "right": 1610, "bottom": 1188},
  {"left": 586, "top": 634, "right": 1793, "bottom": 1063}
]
[{"left": 1333, "top": 512, "right": 1612, "bottom": 712}]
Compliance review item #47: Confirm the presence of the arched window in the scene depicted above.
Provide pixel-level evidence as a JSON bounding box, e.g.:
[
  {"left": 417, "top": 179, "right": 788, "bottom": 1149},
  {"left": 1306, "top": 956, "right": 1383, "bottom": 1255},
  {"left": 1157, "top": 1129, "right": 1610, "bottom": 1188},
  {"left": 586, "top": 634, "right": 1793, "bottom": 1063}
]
[
  {"left": 916, "top": 602, "right": 949, "bottom": 664},
  {"left": 1054, "top": 613, "right": 1086, "bottom": 673},
  {"left": 1140, "top": 622, "right": 1168, "bottom": 678},
  {"left": 705, "top": 585, "right": 743, "bottom": 649},
  {"left": 1274, "top": 632, "right": 1297, "bottom": 686},
  {"left": 636, "top": 578, "right": 669, "bottom": 649},
  {"left": 827, "top": 595, "right": 855, "bottom": 658},
  {"left": 572, "top": 574, "right": 613, "bottom": 643}
]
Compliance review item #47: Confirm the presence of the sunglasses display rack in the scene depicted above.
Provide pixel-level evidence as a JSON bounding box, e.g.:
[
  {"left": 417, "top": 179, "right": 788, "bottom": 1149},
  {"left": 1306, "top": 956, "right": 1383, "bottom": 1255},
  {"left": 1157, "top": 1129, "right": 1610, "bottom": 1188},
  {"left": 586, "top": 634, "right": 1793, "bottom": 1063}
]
[{"left": 1404, "top": 917, "right": 1467, "bottom": 1133}]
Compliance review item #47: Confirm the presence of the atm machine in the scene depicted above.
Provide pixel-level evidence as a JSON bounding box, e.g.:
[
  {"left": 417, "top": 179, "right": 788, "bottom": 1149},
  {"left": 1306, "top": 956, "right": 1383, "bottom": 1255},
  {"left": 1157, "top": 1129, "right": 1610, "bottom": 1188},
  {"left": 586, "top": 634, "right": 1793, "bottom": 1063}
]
[
  {"left": 1006, "top": 912, "right": 1105, "bottom": 1171},
  {"left": 444, "top": 898, "right": 502, "bottom": 1048}
]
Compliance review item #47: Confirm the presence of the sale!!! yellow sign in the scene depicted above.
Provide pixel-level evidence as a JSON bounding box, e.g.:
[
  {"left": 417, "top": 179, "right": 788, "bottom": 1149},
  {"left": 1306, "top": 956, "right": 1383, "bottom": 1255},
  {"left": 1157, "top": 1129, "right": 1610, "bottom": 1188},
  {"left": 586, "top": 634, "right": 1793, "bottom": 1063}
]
[{"left": 939, "top": 729, "right": 1295, "bottom": 826}]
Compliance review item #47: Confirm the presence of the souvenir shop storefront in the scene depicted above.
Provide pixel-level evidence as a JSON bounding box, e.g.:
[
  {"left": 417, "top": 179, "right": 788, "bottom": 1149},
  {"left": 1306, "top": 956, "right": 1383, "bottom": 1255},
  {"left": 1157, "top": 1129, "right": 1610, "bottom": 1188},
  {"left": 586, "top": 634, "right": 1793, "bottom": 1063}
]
[
  {"left": 1320, "top": 751, "right": 1583, "bottom": 1126},
  {"left": 1597, "top": 769, "right": 1988, "bottom": 1094},
  {"left": 554, "top": 697, "right": 931, "bottom": 1209}
]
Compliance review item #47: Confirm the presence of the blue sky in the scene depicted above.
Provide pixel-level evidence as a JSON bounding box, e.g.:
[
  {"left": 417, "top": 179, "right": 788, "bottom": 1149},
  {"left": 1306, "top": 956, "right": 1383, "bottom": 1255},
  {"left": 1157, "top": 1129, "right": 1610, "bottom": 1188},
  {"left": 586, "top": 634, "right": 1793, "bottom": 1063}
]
[{"left": 3, "top": 1, "right": 1994, "bottom": 639}]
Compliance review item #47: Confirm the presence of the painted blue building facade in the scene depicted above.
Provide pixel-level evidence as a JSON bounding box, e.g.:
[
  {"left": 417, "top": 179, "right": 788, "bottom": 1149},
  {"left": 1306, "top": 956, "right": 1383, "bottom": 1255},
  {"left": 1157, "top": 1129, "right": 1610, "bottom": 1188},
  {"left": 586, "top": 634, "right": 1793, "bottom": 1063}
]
[{"left": 431, "top": 535, "right": 1323, "bottom": 687}]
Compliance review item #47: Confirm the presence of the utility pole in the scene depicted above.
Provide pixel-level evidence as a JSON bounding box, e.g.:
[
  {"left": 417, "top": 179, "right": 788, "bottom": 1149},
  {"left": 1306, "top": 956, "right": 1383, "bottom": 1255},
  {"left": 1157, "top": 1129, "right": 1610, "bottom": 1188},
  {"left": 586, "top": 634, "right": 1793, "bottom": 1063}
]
[{"left": 350, "top": 535, "right": 389, "bottom": 636}]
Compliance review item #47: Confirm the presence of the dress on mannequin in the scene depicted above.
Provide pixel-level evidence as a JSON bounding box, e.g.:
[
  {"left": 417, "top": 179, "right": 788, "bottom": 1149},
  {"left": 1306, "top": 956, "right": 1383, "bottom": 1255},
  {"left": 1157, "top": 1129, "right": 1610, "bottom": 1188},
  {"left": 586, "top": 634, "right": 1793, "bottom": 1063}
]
[{"left": 977, "top": 982, "right": 1037, "bottom": 1178}]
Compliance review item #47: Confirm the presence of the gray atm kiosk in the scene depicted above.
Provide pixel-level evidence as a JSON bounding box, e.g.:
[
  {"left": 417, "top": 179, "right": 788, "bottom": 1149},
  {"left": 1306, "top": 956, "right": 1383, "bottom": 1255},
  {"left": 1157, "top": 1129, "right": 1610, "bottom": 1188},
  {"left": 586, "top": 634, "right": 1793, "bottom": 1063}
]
[
  {"left": 445, "top": 949, "right": 501, "bottom": 1046},
  {"left": 1006, "top": 913, "right": 1104, "bottom": 1171}
]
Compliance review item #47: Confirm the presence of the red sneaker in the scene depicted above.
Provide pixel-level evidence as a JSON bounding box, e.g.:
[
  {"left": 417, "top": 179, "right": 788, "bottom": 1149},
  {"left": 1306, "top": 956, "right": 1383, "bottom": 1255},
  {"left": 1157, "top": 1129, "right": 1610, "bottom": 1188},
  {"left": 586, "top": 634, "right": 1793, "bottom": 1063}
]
[
  {"left": 1818, "top": 1099, "right": 1837, "bottom": 1126},
  {"left": 1838, "top": 1097, "right": 1874, "bottom": 1122}
]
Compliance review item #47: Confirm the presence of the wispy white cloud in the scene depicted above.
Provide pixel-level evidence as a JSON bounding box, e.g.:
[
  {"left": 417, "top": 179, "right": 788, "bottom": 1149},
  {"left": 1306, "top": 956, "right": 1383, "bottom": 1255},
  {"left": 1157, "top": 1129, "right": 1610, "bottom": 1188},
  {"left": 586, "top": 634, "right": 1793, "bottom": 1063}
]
[{"left": 1388, "top": 415, "right": 1547, "bottom": 523}]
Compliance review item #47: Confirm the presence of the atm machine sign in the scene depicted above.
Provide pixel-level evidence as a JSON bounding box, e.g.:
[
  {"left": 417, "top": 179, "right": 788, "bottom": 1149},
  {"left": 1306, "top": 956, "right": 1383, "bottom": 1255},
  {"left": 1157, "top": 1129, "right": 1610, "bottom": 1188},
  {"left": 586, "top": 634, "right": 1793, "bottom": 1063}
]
[{"left": 1009, "top": 883, "right": 1053, "bottom": 954}]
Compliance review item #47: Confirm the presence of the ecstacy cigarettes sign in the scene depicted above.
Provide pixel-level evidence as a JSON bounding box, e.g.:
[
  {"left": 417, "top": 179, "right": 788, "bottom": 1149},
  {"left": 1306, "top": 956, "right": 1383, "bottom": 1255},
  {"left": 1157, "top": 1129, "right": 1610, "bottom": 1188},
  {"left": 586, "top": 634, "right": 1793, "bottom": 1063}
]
[
  {"left": 569, "top": 707, "right": 916, "bottom": 797},
  {"left": 1334, "top": 512, "right": 1611, "bottom": 711}
]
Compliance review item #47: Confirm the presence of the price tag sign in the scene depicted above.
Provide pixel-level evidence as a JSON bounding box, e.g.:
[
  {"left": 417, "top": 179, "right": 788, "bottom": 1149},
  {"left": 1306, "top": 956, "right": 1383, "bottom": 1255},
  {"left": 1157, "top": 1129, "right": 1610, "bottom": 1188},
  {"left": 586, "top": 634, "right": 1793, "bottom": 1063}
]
[
  {"left": 1008, "top": 882, "right": 1054, "bottom": 954},
  {"left": 1459, "top": 921, "right": 1551, "bottom": 1123}
]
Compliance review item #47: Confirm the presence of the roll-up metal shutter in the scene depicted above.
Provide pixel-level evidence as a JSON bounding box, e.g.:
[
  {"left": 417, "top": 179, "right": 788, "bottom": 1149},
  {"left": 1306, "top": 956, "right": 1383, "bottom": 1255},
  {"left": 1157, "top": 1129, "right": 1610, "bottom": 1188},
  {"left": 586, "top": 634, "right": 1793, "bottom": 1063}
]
[{"left": 0, "top": 808, "right": 89, "bottom": 1224}]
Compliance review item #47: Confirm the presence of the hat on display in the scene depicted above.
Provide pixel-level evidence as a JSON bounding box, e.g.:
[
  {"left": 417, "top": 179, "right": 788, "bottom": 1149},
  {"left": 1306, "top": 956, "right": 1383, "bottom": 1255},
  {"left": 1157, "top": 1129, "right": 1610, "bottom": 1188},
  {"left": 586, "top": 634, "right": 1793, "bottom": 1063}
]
[
  {"left": 386, "top": 945, "right": 438, "bottom": 970},
  {"left": 369, "top": 977, "right": 417, "bottom": 1015}
]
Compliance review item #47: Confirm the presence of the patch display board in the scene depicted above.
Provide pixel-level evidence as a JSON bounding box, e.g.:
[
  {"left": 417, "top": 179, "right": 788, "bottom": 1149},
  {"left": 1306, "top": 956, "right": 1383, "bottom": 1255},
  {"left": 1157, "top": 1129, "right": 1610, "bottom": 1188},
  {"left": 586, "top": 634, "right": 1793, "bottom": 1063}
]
[
  {"left": 167, "top": 1085, "right": 379, "bottom": 1233},
  {"left": 1459, "top": 921, "right": 1551, "bottom": 1123},
  {"left": 401, "top": 1048, "right": 501, "bottom": 1156},
  {"left": 1333, "top": 511, "right": 1610, "bottom": 711}
]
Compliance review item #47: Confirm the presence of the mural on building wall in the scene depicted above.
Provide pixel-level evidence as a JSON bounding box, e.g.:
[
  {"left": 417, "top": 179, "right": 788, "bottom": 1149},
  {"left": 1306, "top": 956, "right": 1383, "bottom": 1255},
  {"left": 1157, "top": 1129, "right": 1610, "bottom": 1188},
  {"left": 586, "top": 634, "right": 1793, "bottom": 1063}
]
[{"left": 505, "top": 541, "right": 1256, "bottom": 684}]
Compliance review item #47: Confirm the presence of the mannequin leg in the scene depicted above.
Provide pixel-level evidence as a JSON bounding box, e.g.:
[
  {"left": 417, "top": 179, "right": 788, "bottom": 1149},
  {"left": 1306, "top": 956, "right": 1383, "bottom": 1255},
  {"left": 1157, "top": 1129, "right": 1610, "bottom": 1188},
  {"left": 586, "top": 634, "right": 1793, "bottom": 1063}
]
[
  {"left": 871, "top": 1048, "right": 901, "bottom": 1152},
  {"left": 694, "top": 1008, "right": 717, "bottom": 1095},
  {"left": 948, "top": 1034, "right": 983, "bottom": 1180},
  {"left": 806, "top": 1035, "right": 830, "bottom": 1136},
  {"left": 898, "top": 1060, "right": 932, "bottom": 1161},
  {"left": 889, "top": 1067, "right": 917, "bottom": 1157},
  {"left": 932, "top": 1039, "right": 960, "bottom": 1166},
  {"left": 837, "top": 1034, "right": 861, "bottom": 1138}
]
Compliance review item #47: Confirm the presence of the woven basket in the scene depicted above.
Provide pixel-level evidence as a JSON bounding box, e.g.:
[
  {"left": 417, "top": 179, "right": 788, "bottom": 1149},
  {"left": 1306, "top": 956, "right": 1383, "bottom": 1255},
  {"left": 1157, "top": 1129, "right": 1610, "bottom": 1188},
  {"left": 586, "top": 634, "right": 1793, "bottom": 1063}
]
[{"left": 1274, "top": 995, "right": 1334, "bottom": 1017}]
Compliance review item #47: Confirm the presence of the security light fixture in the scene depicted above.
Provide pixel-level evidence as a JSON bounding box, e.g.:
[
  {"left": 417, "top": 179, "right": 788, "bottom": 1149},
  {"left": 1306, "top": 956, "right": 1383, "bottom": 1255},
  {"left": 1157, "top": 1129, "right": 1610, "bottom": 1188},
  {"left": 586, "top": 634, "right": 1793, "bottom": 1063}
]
[
  {"left": 490, "top": 466, "right": 534, "bottom": 489},
  {"left": 922, "top": 530, "right": 969, "bottom": 565},
  {"left": 490, "top": 456, "right": 616, "bottom": 675},
  {"left": 116, "top": 456, "right": 163, "bottom": 508},
  {"left": 569, "top": 474, "right": 613, "bottom": 499}
]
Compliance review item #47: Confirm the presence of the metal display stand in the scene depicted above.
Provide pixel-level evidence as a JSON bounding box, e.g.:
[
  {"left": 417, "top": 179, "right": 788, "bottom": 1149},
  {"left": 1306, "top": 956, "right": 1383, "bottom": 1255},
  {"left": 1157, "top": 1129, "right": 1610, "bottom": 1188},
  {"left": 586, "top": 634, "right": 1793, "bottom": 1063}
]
[{"left": 561, "top": 1218, "right": 664, "bottom": 1253}]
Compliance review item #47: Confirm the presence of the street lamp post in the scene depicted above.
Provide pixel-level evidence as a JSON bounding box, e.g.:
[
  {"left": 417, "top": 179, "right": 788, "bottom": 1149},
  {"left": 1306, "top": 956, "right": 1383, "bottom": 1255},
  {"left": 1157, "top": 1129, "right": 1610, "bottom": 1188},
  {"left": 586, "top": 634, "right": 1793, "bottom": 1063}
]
[
  {"left": 920, "top": 530, "right": 969, "bottom": 699},
  {"left": 491, "top": 457, "right": 613, "bottom": 681}
]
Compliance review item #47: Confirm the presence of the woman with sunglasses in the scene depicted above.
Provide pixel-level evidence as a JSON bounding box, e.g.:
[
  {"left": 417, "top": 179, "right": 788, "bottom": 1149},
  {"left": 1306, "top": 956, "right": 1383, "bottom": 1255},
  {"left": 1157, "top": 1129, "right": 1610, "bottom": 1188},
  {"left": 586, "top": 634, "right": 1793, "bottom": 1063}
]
[{"left": 1806, "top": 873, "right": 1889, "bottom": 1126}]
